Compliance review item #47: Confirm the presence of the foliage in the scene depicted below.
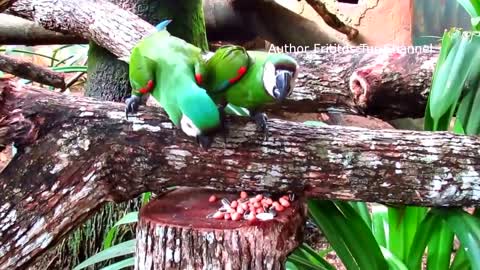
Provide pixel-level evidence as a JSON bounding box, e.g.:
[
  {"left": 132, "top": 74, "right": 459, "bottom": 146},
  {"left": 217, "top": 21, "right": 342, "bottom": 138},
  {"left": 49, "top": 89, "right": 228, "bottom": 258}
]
[{"left": 288, "top": 2, "right": 480, "bottom": 269}]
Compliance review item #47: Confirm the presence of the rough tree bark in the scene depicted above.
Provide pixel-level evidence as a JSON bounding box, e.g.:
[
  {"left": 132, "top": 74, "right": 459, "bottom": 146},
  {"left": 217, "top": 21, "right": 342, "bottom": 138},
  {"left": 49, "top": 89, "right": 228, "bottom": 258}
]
[
  {"left": 0, "top": 14, "right": 86, "bottom": 45},
  {"left": 0, "top": 54, "right": 66, "bottom": 89},
  {"left": 8, "top": 0, "right": 439, "bottom": 120},
  {"left": 1, "top": 79, "right": 480, "bottom": 269},
  {"left": 136, "top": 188, "right": 306, "bottom": 270}
]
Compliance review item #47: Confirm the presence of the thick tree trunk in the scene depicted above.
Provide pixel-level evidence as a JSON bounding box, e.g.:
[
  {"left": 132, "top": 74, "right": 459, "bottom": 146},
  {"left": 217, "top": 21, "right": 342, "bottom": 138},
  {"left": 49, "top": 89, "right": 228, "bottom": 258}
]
[
  {"left": 1, "top": 79, "right": 480, "bottom": 269},
  {"left": 136, "top": 188, "right": 306, "bottom": 270},
  {"left": 7, "top": 0, "right": 438, "bottom": 120}
]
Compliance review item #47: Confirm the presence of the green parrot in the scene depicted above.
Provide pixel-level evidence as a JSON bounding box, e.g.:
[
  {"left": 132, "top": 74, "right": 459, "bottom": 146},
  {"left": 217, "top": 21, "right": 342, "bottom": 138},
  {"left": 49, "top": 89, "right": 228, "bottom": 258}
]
[
  {"left": 201, "top": 45, "right": 299, "bottom": 136},
  {"left": 125, "top": 20, "right": 221, "bottom": 149}
]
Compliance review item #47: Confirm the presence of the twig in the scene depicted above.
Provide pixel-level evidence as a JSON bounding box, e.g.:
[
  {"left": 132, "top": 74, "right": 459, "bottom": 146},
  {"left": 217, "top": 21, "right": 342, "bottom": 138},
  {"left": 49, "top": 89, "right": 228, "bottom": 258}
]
[{"left": 305, "top": 0, "right": 359, "bottom": 40}]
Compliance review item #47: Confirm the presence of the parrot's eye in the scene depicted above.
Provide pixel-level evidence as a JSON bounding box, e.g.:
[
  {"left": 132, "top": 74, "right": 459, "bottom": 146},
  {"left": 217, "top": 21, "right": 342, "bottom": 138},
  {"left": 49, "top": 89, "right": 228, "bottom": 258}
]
[{"left": 180, "top": 115, "right": 201, "bottom": 137}]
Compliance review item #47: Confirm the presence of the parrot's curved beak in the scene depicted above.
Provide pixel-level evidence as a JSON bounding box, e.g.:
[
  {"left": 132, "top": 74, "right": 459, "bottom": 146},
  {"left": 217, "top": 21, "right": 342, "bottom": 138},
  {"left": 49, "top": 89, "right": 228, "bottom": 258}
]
[
  {"left": 274, "top": 70, "right": 293, "bottom": 101},
  {"left": 196, "top": 134, "right": 214, "bottom": 150}
]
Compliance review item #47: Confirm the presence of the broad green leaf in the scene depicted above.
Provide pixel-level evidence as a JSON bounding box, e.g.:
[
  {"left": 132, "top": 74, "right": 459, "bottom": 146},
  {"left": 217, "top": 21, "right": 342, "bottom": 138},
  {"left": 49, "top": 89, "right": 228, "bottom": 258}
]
[
  {"left": 291, "top": 244, "right": 335, "bottom": 270},
  {"left": 427, "top": 221, "right": 454, "bottom": 270},
  {"left": 435, "top": 209, "right": 480, "bottom": 270},
  {"left": 406, "top": 211, "right": 442, "bottom": 269},
  {"left": 285, "top": 261, "right": 301, "bottom": 270},
  {"left": 379, "top": 247, "right": 409, "bottom": 270},
  {"left": 371, "top": 205, "right": 388, "bottom": 247},
  {"left": 465, "top": 82, "right": 480, "bottom": 134},
  {"left": 334, "top": 201, "right": 388, "bottom": 270},
  {"left": 387, "top": 207, "right": 406, "bottom": 260},
  {"left": 472, "top": 17, "right": 480, "bottom": 30},
  {"left": 100, "top": 257, "right": 135, "bottom": 270},
  {"left": 103, "top": 212, "right": 138, "bottom": 249},
  {"left": 287, "top": 254, "right": 332, "bottom": 270},
  {"left": 348, "top": 202, "right": 371, "bottom": 228},
  {"left": 309, "top": 200, "right": 388, "bottom": 270},
  {"left": 430, "top": 31, "right": 474, "bottom": 121},
  {"left": 308, "top": 200, "right": 359, "bottom": 269},
  {"left": 74, "top": 239, "right": 136, "bottom": 270},
  {"left": 458, "top": 0, "right": 480, "bottom": 18},
  {"left": 450, "top": 244, "right": 471, "bottom": 270}
]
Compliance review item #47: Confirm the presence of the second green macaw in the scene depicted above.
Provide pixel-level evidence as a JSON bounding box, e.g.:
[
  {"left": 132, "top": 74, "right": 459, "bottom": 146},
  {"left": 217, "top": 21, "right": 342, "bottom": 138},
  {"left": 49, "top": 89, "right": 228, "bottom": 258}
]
[
  {"left": 200, "top": 45, "right": 299, "bottom": 136},
  {"left": 125, "top": 20, "right": 220, "bottom": 149}
]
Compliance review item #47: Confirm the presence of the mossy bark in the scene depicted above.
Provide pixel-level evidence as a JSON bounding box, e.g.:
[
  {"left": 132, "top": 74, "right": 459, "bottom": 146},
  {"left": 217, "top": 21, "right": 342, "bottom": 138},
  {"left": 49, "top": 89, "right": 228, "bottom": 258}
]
[{"left": 85, "top": 0, "right": 208, "bottom": 100}]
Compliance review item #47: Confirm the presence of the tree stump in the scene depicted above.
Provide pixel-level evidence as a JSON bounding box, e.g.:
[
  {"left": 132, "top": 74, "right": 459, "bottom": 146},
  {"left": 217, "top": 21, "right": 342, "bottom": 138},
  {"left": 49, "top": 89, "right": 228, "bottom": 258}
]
[{"left": 135, "top": 188, "right": 307, "bottom": 270}]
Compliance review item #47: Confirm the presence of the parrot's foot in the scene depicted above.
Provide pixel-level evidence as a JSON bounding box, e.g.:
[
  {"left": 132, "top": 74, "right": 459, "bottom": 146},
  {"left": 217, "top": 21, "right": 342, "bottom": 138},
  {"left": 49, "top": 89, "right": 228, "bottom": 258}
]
[
  {"left": 250, "top": 111, "right": 269, "bottom": 140},
  {"left": 125, "top": 95, "right": 141, "bottom": 119}
]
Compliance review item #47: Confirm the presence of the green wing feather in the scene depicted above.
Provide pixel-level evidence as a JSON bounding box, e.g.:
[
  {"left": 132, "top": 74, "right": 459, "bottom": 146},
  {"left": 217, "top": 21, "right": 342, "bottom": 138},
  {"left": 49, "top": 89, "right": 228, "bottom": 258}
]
[{"left": 205, "top": 45, "right": 251, "bottom": 93}]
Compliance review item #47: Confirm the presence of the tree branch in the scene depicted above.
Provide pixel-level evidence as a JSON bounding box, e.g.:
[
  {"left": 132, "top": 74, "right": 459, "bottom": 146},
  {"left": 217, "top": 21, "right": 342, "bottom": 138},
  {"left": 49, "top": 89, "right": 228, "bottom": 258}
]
[
  {"left": 0, "top": 14, "right": 87, "bottom": 45},
  {"left": 1, "top": 78, "right": 480, "bottom": 269},
  {"left": 7, "top": 0, "right": 438, "bottom": 120},
  {"left": 0, "top": 54, "right": 66, "bottom": 89},
  {"left": 304, "top": 0, "right": 359, "bottom": 40}
]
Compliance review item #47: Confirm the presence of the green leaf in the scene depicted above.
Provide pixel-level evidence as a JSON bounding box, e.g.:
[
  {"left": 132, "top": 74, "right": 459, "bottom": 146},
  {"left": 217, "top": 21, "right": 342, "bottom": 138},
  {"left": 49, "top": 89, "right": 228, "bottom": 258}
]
[
  {"left": 348, "top": 202, "right": 372, "bottom": 228},
  {"left": 287, "top": 254, "right": 332, "bottom": 270},
  {"left": 435, "top": 209, "right": 480, "bottom": 270},
  {"left": 424, "top": 29, "right": 461, "bottom": 131},
  {"left": 379, "top": 246, "right": 409, "bottom": 270},
  {"left": 291, "top": 244, "right": 335, "bottom": 270},
  {"left": 285, "top": 261, "right": 301, "bottom": 270},
  {"left": 371, "top": 205, "right": 388, "bottom": 247},
  {"left": 308, "top": 200, "right": 358, "bottom": 269},
  {"left": 427, "top": 221, "right": 454, "bottom": 270},
  {"left": 103, "top": 212, "right": 138, "bottom": 249},
  {"left": 74, "top": 239, "right": 136, "bottom": 270},
  {"left": 309, "top": 200, "right": 388, "bottom": 270},
  {"left": 406, "top": 211, "right": 442, "bottom": 269},
  {"left": 458, "top": 0, "right": 480, "bottom": 18},
  {"left": 430, "top": 31, "right": 475, "bottom": 122},
  {"left": 142, "top": 192, "right": 152, "bottom": 205},
  {"left": 472, "top": 17, "right": 480, "bottom": 30},
  {"left": 450, "top": 246, "right": 471, "bottom": 270},
  {"left": 100, "top": 257, "right": 135, "bottom": 270},
  {"left": 51, "top": 66, "right": 88, "bottom": 73}
]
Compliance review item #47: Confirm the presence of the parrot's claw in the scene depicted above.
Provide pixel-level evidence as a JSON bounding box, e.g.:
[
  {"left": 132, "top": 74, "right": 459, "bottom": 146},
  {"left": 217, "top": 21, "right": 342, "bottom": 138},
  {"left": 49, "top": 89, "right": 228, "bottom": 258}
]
[
  {"left": 125, "top": 95, "right": 141, "bottom": 119},
  {"left": 251, "top": 111, "right": 269, "bottom": 140}
]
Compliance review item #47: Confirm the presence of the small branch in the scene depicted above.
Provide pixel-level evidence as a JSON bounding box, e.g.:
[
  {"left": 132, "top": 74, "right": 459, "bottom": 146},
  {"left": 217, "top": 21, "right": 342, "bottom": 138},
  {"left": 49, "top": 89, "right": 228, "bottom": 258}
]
[
  {"left": 0, "top": 54, "right": 65, "bottom": 89},
  {"left": 0, "top": 14, "right": 87, "bottom": 45},
  {"left": 304, "top": 0, "right": 359, "bottom": 40}
]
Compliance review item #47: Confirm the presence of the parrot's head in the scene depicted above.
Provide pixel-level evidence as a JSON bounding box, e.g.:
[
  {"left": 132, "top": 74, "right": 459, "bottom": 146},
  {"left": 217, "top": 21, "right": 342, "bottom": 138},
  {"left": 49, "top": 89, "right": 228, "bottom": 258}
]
[
  {"left": 178, "top": 89, "right": 221, "bottom": 150},
  {"left": 262, "top": 54, "right": 299, "bottom": 102}
]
